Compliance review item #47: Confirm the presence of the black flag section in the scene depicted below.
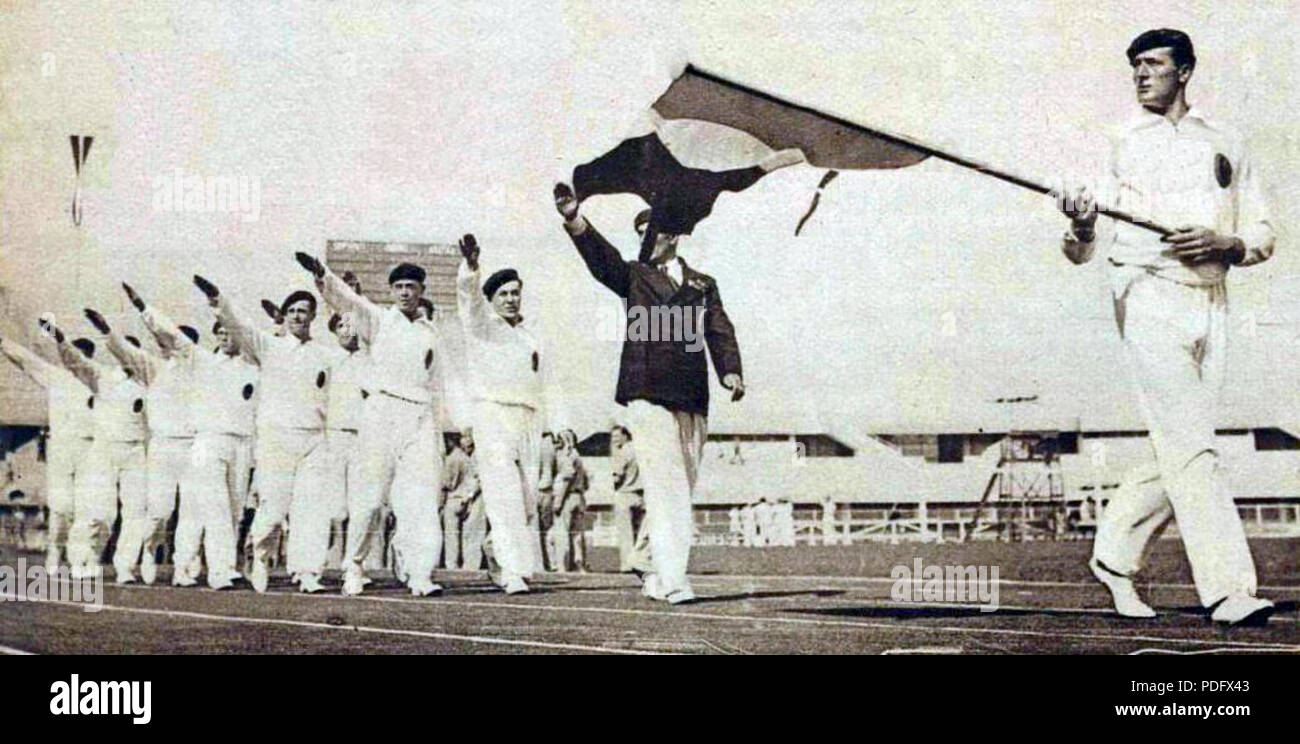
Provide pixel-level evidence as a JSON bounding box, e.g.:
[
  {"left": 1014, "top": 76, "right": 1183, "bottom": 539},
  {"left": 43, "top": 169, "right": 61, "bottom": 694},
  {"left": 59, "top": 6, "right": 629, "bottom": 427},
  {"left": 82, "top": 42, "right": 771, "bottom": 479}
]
[{"left": 572, "top": 132, "right": 765, "bottom": 237}]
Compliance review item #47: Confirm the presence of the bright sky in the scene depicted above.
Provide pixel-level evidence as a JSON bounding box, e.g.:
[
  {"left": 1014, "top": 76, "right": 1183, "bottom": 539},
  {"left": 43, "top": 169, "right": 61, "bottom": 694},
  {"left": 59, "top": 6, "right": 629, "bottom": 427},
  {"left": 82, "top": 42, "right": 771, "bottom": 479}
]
[{"left": 2, "top": 0, "right": 1298, "bottom": 436}]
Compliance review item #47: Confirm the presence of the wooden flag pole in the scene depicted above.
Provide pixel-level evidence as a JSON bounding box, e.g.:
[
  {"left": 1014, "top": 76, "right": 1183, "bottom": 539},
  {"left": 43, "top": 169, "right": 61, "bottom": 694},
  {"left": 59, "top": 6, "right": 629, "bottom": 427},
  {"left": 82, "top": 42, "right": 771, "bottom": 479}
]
[{"left": 686, "top": 65, "right": 1174, "bottom": 238}]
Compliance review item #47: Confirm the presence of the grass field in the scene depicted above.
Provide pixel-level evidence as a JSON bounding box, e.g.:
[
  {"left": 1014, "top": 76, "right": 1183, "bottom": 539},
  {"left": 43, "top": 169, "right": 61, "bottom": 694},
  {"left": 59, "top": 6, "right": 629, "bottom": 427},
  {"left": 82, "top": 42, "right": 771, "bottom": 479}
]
[{"left": 2, "top": 539, "right": 1297, "bottom": 655}]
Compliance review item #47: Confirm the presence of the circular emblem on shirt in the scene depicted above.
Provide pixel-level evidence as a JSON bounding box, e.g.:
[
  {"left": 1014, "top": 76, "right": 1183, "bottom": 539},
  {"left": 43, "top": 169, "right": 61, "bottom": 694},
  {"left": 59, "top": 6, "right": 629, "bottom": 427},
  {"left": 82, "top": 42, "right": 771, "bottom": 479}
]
[
  {"left": 424, "top": 349, "right": 433, "bottom": 370},
  {"left": 1215, "top": 153, "right": 1232, "bottom": 188},
  {"left": 532, "top": 350, "right": 539, "bottom": 373},
  {"left": 242, "top": 383, "right": 254, "bottom": 400},
  {"left": 87, "top": 396, "right": 94, "bottom": 410},
  {"left": 316, "top": 371, "right": 327, "bottom": 388},
  {"left": 132, "top": 399, "right": 144, "bottom": 414}
]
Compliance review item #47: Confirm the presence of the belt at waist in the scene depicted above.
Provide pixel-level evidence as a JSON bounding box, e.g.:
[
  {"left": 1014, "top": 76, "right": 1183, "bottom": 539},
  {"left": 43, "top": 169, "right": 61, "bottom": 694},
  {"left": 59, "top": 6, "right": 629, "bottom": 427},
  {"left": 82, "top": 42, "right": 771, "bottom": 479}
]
[{"left": 378, "top": 389, "right": 430, "bottom": 406}]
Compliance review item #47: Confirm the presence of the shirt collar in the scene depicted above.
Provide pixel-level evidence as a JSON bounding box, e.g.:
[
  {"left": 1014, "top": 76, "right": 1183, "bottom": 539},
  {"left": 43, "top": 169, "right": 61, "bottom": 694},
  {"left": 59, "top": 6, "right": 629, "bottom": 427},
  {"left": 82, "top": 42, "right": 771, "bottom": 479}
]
[{"left": 1127, "top": 104, "right": 1210, "bottom": 131}]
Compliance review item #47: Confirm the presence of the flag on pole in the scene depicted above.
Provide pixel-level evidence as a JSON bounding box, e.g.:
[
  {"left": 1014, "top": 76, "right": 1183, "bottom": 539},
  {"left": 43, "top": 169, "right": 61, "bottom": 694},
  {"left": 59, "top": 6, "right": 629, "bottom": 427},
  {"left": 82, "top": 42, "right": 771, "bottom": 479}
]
[
  {"left": 571, "top": 65, "right": 931, "bottom": 238},
  {"left": 572, "top": 65, "right": 1175, "bottom": 241},
  {"left": 69, "top": 134, "right": 93, "bottom": 227}
]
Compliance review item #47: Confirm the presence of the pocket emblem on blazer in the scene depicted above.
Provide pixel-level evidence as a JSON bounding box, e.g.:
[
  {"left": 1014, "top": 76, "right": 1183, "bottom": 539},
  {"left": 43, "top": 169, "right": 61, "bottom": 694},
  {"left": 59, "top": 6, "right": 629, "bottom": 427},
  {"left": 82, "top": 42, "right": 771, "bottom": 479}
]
[{"left": 242, "top": 383, "right": 254, "bottom": 400}]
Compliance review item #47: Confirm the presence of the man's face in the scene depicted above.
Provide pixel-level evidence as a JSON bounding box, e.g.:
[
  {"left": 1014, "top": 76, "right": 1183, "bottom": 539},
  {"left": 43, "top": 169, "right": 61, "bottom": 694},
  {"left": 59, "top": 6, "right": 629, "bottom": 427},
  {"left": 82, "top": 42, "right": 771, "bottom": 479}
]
[
  {"left": 216, "top": 326, "right": 240, "bottom": 355},
  {"left": 461, "top": 430, "right": 474, "bottom": 452},
  {"left": 610, "top": 427, "right": 626, "bottom": 448},
  {"left": 637, "top": 224, "right": 680, "bottom": 264},
  {"left": 283, "top": 299, "right": 315, "bottom": 340},
  {"left": 334, "top": 313, "right": 359, "bottom": 351},
  {"left": 1132, "top": 47, "right": 1189, "bottom": 111},
  {"left": 490, "top": 281, "right": 522, "bottom": 322},
  {"left": 391, "top": 279, "right": 423, "bottom": 315}
]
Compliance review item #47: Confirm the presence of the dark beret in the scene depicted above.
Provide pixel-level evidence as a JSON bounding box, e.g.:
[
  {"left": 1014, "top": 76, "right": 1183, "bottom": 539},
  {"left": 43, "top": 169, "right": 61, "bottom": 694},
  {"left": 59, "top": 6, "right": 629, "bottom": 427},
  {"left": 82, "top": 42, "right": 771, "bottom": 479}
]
[
  {"left": 389, "top": 263, "right": 426, "bottom": 285},
  {"left": 124, "top": 335, "right": 142, "bottom": 349},
  {"left": 1127, "top": 28, "right": 1195, "bottom": 69},
  {"left": 178, "top": 325, "right": 199, "bottom": 344},
  {"left": 211, "top": 320, "right": 224, "bottom": 335},
  {"left": 280, "top": 290, "right": 317, "bottom": 315},
  {"left": 327, "top": 313, "right": 342, "bottom": 334},
  {"left": 70, "top": 338, "right": 95, "bottom": 358},
  {"left": 482, "top": 268, "right": 521, "bottom": 299}
]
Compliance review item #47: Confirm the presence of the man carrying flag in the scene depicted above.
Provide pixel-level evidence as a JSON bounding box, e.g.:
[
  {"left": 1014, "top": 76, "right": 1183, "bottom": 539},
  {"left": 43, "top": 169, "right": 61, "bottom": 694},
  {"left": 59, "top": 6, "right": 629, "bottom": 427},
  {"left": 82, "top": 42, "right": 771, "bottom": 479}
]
[{"left": 554, "top": 185, "right": 743, "bottom": 604}]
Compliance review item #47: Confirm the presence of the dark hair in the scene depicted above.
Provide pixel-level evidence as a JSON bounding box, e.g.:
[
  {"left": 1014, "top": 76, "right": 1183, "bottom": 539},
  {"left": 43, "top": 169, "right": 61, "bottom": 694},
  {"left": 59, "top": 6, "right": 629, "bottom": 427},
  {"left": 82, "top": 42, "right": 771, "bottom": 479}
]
[
  {"left": 1127, "top": 28, "right": 1195, "bottom": 69},
  {"left": 327, "top": 313, "right": 342, "bottom": 334},
  {"left": 178, "top": 325, "right": 199, "bottom": 344},
  {"left": 124, "top": 335, "right": 142, "bottom": 349},
  {"left": 70, "top": 338, "right": 96, "bottom": 358},
  {"left": 211, "top": 320, "right": 224, "bottom": 335},
  {"left": 280, "top": 290, "right": 317, "bottom": 315}
]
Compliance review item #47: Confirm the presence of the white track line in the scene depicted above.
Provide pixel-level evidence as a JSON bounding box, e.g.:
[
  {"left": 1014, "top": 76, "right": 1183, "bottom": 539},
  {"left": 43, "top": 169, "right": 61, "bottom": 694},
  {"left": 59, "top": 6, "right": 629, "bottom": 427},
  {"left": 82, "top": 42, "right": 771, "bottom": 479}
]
[
  {"left": 0, "top": 593, "right": 664, "bottom": 655},
  {"left": 688, "top": 574, "right": 1300, "bottom": 593},
  {"left": 289, "top": 591, "right": 1300, "bottom": 651},
  {"left": 31, "top": 580, "right": 1300, "bottom": 651},
  {"left": 0, "top": 643, "right": 36, "bottom": 655}
]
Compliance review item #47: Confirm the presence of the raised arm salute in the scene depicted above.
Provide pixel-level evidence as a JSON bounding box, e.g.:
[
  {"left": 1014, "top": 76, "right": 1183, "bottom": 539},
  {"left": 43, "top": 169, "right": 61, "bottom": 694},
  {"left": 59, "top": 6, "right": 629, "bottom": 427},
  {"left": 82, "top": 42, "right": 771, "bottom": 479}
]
[
  {"left": 0, "top": 331, "right": 95, "bottom": 571},
  {"left": 555, "top": 183, "right": 743, "bottom": 604},
  {"left": 42, "top": 317, "right": 148, "bottom": 582},
  {"left": 195, "top": 273, "right": 333, "bottom": 593},
  {"left": 299, "top": 252, "right": 446, "bottom": 597}
]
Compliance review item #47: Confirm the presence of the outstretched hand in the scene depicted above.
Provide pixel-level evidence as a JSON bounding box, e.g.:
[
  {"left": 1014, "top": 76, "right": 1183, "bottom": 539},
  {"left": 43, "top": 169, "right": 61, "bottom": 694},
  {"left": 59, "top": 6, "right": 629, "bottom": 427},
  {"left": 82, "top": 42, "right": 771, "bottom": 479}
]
[
  {"left": 294, "top": 252, "right": 326, "bottom": 279},
  {"left": 121, "top": 283, "right": 145, "bottom": 311},
  {"left": 553, "top": 183, "right": 578, "bottom": 221},
  {"left": 193, "top": 275, "right": 220, "bottom": 304},
  {"left": 260, "top": 299, "right": 284, "bottom": 324},
  {"left": 83, "top": 308, "right": 111, "bottom": 335},
  {"left": 458, "top": 233, "right": 479, "bottom": 270}
]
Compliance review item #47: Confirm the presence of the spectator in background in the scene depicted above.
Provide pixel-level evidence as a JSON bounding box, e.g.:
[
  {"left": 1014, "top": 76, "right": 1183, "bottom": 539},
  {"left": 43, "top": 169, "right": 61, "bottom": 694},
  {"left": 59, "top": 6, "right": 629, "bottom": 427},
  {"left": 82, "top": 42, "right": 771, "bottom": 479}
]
[
  {"left": 821, "top": 495, "right": 838, "bottom": 546},
  {"left": 550, "top": 429, "right": 589, "bottom": 572},
  {"left": 740, "top": 502, "right": 757, "bottom": 547},
  {"left": 753, "top": 498, "right": 773, "bottom": 548},
  {"left": 441, "top": 429, "right": 485, "bottom": 570},
  {"left": 610, "top": 424, "right": 651, "bottom": 576},
  {"left": 536, "top": 431, "right": 557, "bottom": 571}
]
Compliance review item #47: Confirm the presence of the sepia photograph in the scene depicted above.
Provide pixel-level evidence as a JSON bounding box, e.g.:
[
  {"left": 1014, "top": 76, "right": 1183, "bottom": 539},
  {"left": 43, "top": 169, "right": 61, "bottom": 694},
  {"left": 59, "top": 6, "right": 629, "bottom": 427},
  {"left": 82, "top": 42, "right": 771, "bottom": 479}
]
[{"left": 1, "top": 0, "right": 1296, "bottom": 695}]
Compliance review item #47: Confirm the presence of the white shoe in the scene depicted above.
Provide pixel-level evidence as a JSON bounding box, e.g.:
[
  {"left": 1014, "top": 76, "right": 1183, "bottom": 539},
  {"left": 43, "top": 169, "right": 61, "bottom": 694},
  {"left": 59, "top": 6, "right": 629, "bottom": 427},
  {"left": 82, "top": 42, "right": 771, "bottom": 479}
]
[
  {"left": 665, "top": 587, "right": 697, "bottom": 605},
  {"left": 342, "top": 568, "right": 365, "bottom": 597},
  {"left": 1089, "top": 558, "right": 1156, "bottom": 618},
  {"left": 250, "top": 561, "right": 270, "bottom": 594},
  {"left": 299, "top": 573, "right": 325, "bottom": 594},
  {"left": 227, "top": 570, "right": 243, "bottom": 584},
  {"left": 209, "top": 579, "right": 234, "bottom": 591},
  {"left": 140, "top": 553, "right": 158, "bottom": 585},
  {"left": 504, "top": 576, "right": 530, "bottom": 595},
  {"left": 115, "top": 570, "right": 138, "bottom": 586},
  {"left": 172, "top": 569, "right": 198, "bottom": 587},
  {"left": 409, "top": 580, "right": 444, "bottom": 597},
  {"left": 1211, "top": 594, "right": 1274, "bottom": 626},
  {"left": 640, "top": 573, "right": 665, "bottom": 601}
]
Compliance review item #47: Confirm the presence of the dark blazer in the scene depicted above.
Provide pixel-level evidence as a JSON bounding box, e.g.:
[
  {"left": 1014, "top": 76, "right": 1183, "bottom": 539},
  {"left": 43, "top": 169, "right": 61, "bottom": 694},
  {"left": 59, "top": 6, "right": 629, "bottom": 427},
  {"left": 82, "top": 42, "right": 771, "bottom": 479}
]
[{"left": 568, "top": 221, "right": 742, "bottom": 416}]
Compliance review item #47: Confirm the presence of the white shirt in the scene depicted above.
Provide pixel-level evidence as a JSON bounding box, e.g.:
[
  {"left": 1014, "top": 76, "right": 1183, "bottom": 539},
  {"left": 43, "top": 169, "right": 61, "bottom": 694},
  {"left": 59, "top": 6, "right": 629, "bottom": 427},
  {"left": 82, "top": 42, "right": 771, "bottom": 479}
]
[
  {"left": 104, "top": 332, "right": 194, "bottom": 438},
  {"left": 327, "top": 347, "right": 369, "bottom": 432},
  {"left": 216, "top": 296, "right": 332, "bottom": 431},
  {"left": 1066, "top": 107, "right": 1275, "bottom": 286},
  {"left": 0, "top": 341, "right": 94, "bottom": 439},
  {"left": 58, "top": 346, "right": 147, "bottom": 443},
  {"left": 456, "top": 261, "right": 555, "bottom": 421},
  {"left": 140, "top": 303, "right": 256, "bottom": 437},
  {"left": 319, "top": 271, "right": 441, "bottom": 406},
  {"left": 191, "top": 349, "right": 259, "bottom": 437}
]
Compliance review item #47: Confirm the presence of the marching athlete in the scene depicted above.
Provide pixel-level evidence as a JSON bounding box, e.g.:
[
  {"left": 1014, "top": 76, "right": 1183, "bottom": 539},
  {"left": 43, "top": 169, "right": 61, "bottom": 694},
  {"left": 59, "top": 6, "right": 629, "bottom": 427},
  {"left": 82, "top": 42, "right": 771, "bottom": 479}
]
[
  {"left": 1058, "top": 29, "right": 1276, "bottom": 624},
  {"left": 556, "top": 191, "right": 745, "bottom": 604},
  {"left": 301, "top": 253, "right": 446, "bottom": 597}
]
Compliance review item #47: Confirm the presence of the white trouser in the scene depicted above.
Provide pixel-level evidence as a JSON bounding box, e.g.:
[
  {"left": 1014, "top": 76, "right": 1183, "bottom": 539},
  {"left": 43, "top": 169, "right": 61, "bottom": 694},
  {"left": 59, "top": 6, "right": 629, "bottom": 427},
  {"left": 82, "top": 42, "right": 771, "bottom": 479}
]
[
  {"left": 472, "top": 401, "right": 543, "bottom": 580},
  {"left": 1094, "top": 272, "right": 1256, "bottom": 606},
  {"left": 142, "top": 436, "right": 193, "bottom": 565},
  {"left": 45, "top": 435, "right": 92, "bottom": 564},
  {"left": 345, "top": 394, "right": 441, "bottom": 586},
  {"left": 69, "top": 439, "right": 146, "bottom": 574},
  {"left": 287, "top": 430, "right": 353, "bottom": 577},
  {"left": 175, "top": 433, "right": 251, "bottom": 586},
  {"left": 625, "top": 399, "right": 706, "bottom": 594},
  {"left": 250, "top": 427, "right": 326, "bottom": 568}
]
